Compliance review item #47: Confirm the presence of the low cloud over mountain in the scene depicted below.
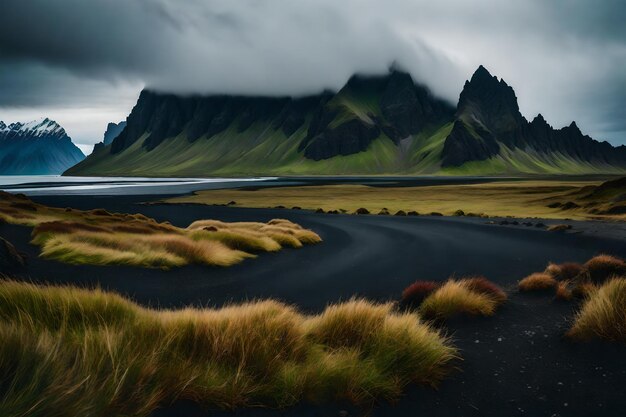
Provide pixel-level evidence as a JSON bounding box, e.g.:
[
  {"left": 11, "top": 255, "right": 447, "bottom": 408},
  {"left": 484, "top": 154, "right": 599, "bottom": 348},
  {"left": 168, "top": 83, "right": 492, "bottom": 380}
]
[{"left": 1, "top": 0, "right": 625, "bottom": 147}]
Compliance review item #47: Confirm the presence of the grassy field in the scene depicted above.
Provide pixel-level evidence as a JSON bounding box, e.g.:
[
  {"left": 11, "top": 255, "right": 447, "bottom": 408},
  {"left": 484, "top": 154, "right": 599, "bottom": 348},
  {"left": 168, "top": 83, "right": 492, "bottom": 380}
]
[
  {"left": 165, "top": 178, "right": 626, "bottom": 221},
  {"left": 0, "top": 280, "right": 456, "bottom": 416},
  {"left": 0, "top": 192, "right": 320, "bottom": 268}
]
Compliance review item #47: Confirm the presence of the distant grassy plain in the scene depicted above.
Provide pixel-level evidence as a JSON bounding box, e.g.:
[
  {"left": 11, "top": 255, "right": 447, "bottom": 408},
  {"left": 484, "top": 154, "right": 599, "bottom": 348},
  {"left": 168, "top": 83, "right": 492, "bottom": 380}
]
[{"left": 166, "top": 178, "right": 626, "bottom": 221}]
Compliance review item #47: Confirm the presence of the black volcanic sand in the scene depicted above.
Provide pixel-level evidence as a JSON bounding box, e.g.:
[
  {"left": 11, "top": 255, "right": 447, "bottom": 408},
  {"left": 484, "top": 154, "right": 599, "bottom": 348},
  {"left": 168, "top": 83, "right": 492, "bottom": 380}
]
[{"left": 1, "top": 193, "right": 625, "bottom": 417}]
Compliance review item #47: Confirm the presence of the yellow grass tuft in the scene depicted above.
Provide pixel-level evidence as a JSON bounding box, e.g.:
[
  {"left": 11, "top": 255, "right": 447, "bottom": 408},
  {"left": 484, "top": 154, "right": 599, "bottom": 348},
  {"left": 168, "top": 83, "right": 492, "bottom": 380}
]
[
  {"left": 191, "top": 229, "right": 282, "bottom": 253},
  {"left": 188, "top": 219, "right": 321, "bottom": 251},
  {"left": 0, "top": 281, "right": 457, "bottom": 415},
  {"left": 518, "top": 273, "right": 557, "bottom": 292},
  {"left": 419, "top": 279, "right": 505, "bottom": 319},
  {"left": 567, "top": 278, "right": 626, "bottom": 342},
  {"left": 39, "top": 231, "right": 254, "bottom": 268}
]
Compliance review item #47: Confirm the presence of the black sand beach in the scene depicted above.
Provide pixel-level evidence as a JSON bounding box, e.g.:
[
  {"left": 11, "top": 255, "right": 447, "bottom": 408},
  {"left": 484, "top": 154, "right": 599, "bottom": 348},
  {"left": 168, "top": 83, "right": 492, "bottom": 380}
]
[{"left": 1, "top": 191, "right": 625, "bottom": 417}]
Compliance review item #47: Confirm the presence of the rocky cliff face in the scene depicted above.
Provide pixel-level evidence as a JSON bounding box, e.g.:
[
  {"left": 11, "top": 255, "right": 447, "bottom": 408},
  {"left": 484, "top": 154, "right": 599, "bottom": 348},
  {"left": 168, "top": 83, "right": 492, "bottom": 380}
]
[
  {"left": 103, "top": 121, "right": 127, "bottom": 145},
  {"left": 0, "top": 118, "right": 85, "bottom": 174},
  {"left": 441, "top": 66, "right": 626, "bottom": 167},
  {"left": 107, "top": 70, "right": 453, "bottom": 162},
  {"left": 109, "top": 92, "right": 332, "bottom": 154},
  {"left": 92, "top": 121, "right": 127, "bottom": 153}
]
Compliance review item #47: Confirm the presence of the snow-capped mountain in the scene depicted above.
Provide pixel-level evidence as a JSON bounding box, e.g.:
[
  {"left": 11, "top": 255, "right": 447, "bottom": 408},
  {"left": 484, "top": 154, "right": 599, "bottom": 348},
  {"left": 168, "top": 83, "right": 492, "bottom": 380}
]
[
  {"left": 0, "top": 118, "right": 68, "bottom": 140},
  {"left": 0, "top": 118, "right": 85, "bottom": 175}
]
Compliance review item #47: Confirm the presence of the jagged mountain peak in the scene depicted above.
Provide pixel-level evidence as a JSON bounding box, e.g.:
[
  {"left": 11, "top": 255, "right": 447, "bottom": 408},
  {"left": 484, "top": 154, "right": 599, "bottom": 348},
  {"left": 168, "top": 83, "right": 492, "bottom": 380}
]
[
  {"left": 340, "top": 68, "right": 428, "bottom": 96},
  {"left": 567, "top": 121, "right": 581, "bottom": 132},
  {"left": 470, "top": 65, "right": 495, "bottom": 82},
  {"left": 6, "top": 117, "right": 67, "bottom": 139},
  {"left": 531, "top": 113, "right": 551, "bottom": 128},
  {"left": 442, "top": 66, "right": 626, "bottom": 170},
  {"left": 462, "top": 66, "right": 517, "bottom": 101},
  {"left": 456, "top": 66, "right": 523, "bottom": 131}
]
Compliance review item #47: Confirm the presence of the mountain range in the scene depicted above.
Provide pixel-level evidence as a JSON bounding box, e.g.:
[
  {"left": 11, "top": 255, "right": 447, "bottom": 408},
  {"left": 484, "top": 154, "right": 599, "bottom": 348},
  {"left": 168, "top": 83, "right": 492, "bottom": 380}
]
[
  {"left": 66, "top": 66, "right": 626, "bottom": 176},
  {"left": 0, "top": 118, "right": 84, "bottom": 175}
]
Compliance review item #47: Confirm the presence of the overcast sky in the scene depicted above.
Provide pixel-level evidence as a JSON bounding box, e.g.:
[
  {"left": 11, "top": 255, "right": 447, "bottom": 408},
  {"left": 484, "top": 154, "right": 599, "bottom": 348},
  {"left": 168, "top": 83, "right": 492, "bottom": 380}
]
[{"left": 1, "top": 0, "right": 625, "bottom": 154}]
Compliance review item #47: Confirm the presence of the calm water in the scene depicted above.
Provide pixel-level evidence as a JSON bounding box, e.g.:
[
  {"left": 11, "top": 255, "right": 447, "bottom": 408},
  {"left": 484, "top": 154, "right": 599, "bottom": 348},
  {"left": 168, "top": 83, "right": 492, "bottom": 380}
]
[
  {"left": 1, "top": 174, "right": 601, "bottom": 197},
  {"left": 0, "top": 175, "right": 276, "bottom": 196}
]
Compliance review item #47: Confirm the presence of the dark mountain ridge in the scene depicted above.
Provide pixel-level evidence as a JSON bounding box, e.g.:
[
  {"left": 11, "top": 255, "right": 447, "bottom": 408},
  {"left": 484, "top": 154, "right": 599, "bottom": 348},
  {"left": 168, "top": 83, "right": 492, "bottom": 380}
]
[
  {"left": 92, "top": 121, "right": 127, "bottom": 153},
  {"left": 442, "top": 65, "right": 626, "bottom": 167},
  {"left": 107, "top": 70, "right": 453, "bottom": 162},
  {"left": 66, "top": 66, "right": 626, "bottom": 176}
]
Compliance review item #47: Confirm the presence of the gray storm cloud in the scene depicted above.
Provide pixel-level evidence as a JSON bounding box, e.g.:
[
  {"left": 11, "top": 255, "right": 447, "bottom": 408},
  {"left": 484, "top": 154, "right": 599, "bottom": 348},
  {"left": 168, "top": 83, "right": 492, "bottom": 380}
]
[{"left": 0, "top": 0, "right": 625, "bottom": 147}]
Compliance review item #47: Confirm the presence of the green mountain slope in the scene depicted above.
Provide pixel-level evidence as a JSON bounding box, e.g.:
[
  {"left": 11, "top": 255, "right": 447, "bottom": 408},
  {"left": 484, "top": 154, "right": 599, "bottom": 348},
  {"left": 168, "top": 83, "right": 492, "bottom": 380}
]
[
  {"left": 70, "top": 123, "right": 456, "bottom": 176},
  {"left": 66, "top": 67, "right": 626, "bottom": 177}
]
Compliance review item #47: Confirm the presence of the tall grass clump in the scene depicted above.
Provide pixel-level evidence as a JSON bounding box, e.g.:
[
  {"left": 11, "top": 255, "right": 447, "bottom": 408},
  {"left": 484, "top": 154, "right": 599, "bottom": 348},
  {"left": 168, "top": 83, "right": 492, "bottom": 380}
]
[
  {"left": 583, "top": 255, "right": 626, "bottom": 283},
  {"left": 0, "top": 281, "right": 456, "bottom": 416},
  {"left": 462, "top": 276, "right": 507, "bottom": 304},
  {"left": 401, "top": 281, "right": 441, "bottom": 309},
  {"left": 544, "top": 262, "right": 584, "bottom": 281},
  {"left": 567, "top": 278, "right": 626, "bottom": 343},
  {"left": 419, "top": 278, "right": 506, "bottom": 319},
  {"left": 518, "top": 273, "right": 557, "bottom": 292},
  {"left": 555, "top": 281, "right": 573, "bottom": 301}
]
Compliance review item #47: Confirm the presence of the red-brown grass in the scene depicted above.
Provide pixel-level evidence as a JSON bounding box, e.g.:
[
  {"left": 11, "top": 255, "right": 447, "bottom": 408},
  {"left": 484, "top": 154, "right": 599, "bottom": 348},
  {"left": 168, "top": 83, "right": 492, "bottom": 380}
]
[
  {"left": 584, "top": 254, "right": 626, "bottom": 284},
  {"left": 33, "top": 221, "right": 110, "bottom": 236},
  {"left": 555, "top": 281, "right": 573, "bottom": 301},
  {"left": 9, "top": 201, "right": 38, "bottom": 211},
  {"left": 462, "top": 276, "right": 507, "bottom": 303},
  {"left": 401, "top": 281, "right": 440, "bottom": 308},
  {"left": 572, "top": 282, "right": 597, "bottom": 299},
  {"left": 544, "top": 262, "right": 585, "bottom": 281}
]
